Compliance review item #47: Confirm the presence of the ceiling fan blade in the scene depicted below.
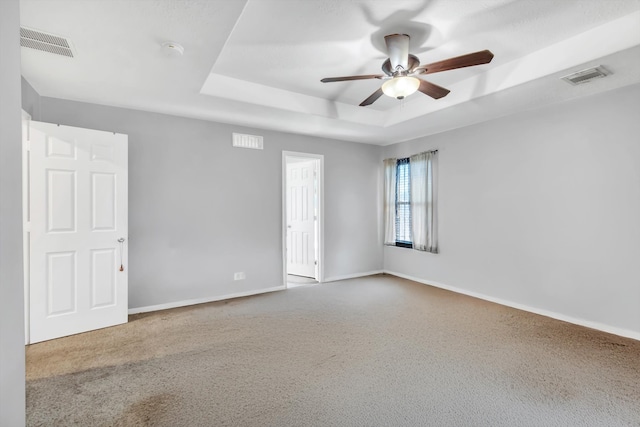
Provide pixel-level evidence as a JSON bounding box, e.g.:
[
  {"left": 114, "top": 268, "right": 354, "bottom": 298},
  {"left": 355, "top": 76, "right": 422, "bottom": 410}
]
[
  {"left": 359, "top": 88, "right": 384, "bottom": 106},
  {"left": 321, "top": 74, "right": 384, "bottom": 83},
  {"left": 415, "top": 50, "right": 494, "bottom": 75},
  {"left": 418, "top": 79, "right": 450, "bottom": 99},
  {"left": 384, "top": 34, "right": 410, "bottom": 71}
]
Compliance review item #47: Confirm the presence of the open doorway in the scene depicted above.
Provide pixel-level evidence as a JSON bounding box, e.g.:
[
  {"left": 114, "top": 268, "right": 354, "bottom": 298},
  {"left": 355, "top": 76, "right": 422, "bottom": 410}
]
[{"left": 282, "top": 152, "right": 323, "bottom": 288}]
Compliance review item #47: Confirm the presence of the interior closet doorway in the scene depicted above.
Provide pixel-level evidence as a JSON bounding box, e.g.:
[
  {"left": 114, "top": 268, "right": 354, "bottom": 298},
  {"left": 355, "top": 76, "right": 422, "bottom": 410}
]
[{"left": 282, "top": 152, "right": 323, "bottom": 288}]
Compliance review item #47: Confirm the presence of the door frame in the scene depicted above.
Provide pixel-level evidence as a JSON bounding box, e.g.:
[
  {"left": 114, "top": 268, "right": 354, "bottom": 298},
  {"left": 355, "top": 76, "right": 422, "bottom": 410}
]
[
  {"left": 22, "top": 110, "right": 31, "bottom": 344},
  {"left": 282, "top": 151, "right": 324, "bottom": 287}
]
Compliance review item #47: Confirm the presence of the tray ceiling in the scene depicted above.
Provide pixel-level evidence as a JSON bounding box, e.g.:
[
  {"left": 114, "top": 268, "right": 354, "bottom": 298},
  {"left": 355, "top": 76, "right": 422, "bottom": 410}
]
[{"left": 20, "top": 0, "right": 640, "bottom": 144}]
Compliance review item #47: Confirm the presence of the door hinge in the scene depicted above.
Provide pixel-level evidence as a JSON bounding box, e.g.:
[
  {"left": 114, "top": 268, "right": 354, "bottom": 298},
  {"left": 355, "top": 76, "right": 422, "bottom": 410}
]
[
  {"left": 24, "top": 221, "right": 31, "bottom": 232},
  {"left": 25, "top": 140, "right": 31, "bottom": 151},
  {"left": 314, "top": 260, "right": 317, "bottom": 265}
]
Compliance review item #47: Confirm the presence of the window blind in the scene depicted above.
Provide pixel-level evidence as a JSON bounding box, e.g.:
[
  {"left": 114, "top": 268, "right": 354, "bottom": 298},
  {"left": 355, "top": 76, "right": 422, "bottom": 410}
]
[{"left": 396, "top": 158, "right": 412, "bottom": 246}]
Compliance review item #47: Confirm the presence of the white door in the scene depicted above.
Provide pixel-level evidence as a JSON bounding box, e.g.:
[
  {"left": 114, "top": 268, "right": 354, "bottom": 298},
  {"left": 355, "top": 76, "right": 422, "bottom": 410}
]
[
  {"left": 28, "top": 121, "right": 128, "bottom": 343},
  {"left": 286, "top": 160, "right": 316, "bottom": 278}
]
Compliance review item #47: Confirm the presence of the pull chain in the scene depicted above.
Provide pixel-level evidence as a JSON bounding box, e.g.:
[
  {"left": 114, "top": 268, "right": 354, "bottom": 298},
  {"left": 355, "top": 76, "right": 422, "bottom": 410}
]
[{"left": 117, "top": 238, "right": 125, "bottom": 271}]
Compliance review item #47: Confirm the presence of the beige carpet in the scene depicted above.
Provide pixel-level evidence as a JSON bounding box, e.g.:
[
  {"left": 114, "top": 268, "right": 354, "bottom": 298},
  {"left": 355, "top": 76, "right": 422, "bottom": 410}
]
[{"left": 26, "top": 274, "right": 640, "bottom": 426}]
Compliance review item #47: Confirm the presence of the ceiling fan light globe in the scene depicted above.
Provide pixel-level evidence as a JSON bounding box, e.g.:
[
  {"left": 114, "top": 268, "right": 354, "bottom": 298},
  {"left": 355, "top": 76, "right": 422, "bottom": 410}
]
[{"left": 382, "top": 76, "right": 420, "bottom": 99}]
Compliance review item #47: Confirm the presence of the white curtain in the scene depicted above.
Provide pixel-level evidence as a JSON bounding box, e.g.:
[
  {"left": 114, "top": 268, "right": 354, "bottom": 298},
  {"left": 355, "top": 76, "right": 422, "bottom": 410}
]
[
  {"left": 383, "top": 158, "right": 397, "bottom": 245},
  {"left": 410, "top": 151, "right": 438, "bottom": 253}
]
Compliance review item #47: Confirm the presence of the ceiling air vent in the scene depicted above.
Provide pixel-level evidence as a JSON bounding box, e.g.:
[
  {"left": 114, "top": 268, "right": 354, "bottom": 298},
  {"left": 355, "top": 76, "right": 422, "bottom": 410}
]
[
  {"left": 20, "top": 27, "right": 74, "bottom": 58},
  {"left": 561, "top": 66, "right": 609, "bottom": 86},
  {"left": 232, "top": 133, "right": 263, "bottom": 150}
]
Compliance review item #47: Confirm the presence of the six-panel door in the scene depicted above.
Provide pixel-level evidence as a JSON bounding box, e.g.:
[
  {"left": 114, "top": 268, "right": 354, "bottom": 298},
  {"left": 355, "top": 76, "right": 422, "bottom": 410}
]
[
  {"left": 29, "top": 121, "right": 128, "bottom": 343},
  {"left": 286, "top": 160, "right": 316, "bottom": 278}
]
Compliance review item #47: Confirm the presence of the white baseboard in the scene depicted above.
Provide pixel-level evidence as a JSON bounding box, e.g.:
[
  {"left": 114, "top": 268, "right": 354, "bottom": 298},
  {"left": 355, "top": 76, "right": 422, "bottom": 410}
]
[
  {"left": 384, "top": 270, "right": 640, "bottom": 341},
  {"left": 128, "top": 286, "right": 286, "bottom": 315},
  {"left": 128, "top": 270, "right": 385, "bottom": 315},
  {"left": 323, "top": 270, "right": 384, "bottom": 283},
  {"left": 130, "top": 271, "right": 386, "bottom": 315}
]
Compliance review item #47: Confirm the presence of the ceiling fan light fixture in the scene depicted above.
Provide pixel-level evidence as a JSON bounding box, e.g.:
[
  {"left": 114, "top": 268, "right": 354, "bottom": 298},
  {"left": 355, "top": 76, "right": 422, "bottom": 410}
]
[{"left": 382, "top": 76, "right": 420, "bottom": 99}]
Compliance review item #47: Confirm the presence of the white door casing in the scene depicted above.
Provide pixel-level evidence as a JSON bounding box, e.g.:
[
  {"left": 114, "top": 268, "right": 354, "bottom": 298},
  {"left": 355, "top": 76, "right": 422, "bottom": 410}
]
[
  {"left": 22, "top": 111, "right": 31, "bottom": 344},
  {"left": 286, "top": 159, "right": 316, "bottom": 278},
  {"left": 28, "top": 121, "right": 128, "bottom": 343}
]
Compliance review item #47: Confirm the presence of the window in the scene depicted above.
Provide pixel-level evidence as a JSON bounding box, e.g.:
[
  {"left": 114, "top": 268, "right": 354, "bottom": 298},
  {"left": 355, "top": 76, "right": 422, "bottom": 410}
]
[
  {"left": 383, "top": 151, "right": 438, "bottom": 253},
  {"left": 395, "top": 158, "right": 412, "bottom": 248}
]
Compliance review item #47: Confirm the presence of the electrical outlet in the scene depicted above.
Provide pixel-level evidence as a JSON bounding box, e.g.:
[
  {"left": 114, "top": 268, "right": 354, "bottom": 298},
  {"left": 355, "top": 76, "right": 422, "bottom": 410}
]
[{"left": 233, "top": 272, "right": 245, "bottom": 281}]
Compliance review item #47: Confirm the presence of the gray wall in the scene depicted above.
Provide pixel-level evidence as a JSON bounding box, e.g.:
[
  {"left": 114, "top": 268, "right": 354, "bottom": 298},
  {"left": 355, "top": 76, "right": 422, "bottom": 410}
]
[
  {"left": 40, "top": 98, "right": 383, "bottom": 309},
  {"left": 21, "top": 76, "right": 42, "bottom": 120},
  {"left": 383, "top": 83, "right": 640, "bottom": 336},
  {"left": 0, "top": 0, "right": 26, "bottom": 424}
]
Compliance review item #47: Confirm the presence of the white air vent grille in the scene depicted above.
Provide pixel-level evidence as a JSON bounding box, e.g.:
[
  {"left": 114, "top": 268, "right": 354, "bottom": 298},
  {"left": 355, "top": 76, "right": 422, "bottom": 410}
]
[
  {"left": 20, "top": 27, "right": 74, "bottom": 58},
  {"left": 561, "top": 66, "right": 609, "bottom": 86},
  {"left": 232, "top": 133, "right": 263, "bottom": 150}
]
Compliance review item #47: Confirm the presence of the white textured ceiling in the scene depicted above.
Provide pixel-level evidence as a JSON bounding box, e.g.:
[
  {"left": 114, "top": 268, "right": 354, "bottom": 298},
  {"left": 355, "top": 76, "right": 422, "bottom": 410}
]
[{"left": 20, "top": 0, "right": 640, "bottom": 145}]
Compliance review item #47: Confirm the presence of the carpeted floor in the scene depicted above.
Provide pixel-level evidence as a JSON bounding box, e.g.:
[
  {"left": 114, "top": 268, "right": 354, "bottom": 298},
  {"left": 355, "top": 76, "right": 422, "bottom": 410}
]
[{"left": 26, "top": 274, "right": 640, "bottom": 426}]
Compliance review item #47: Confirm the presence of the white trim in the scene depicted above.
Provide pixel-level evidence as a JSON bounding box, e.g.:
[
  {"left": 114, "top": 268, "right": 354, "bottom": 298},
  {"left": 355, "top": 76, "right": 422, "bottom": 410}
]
[
  {"left": 22, "top": 110, "right": 31, "bottom": 344},
  {"left": 323, "top": 270, "right": 384, "bottom": 283},
  {"left": 282, "top": 151, "right": 324, "bottom": 287},
  {"left": 128, "top": 286, "right": 286, "bottom": 315},
  {"left": 384, "top": 270, "right": 640, "bottom": 342}
]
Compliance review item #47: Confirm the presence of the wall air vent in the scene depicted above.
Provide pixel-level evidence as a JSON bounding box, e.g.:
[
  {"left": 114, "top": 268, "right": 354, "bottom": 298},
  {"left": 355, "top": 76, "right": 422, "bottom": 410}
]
[
  {"left": 20, "top": 27, "right": 75, "bottom": 58},
  {"left": 232, "top": 133, "right": 263, "bottom": 150},
  {"left": 561, "top": 66, "right": 610, "bottom": 86}
]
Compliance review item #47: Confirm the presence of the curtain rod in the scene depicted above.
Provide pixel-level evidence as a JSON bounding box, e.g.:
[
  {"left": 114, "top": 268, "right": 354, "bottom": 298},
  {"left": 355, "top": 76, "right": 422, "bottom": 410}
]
[{"left": 383, "top": 149, "right": 438, "bottom": 162}]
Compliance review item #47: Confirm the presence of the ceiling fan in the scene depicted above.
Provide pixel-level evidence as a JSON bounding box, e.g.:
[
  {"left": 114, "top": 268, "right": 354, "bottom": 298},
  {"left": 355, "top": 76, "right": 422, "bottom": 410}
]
[{"left": 321, "top": 34, "right": 494, "bottom": 106}]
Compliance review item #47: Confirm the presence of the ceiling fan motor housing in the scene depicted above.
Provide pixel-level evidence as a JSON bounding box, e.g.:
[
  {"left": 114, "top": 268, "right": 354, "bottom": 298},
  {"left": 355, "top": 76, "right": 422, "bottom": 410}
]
[{"left": 382, "top": 54, "right": 420, "bottom": 76}]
